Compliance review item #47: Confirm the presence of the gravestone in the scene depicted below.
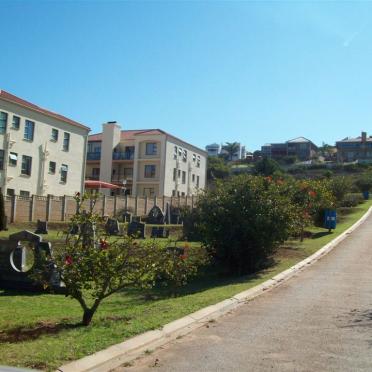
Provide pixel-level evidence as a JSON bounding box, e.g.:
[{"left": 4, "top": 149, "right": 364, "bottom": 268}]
[
  {"left": 34, "top": 220, "right": 48, "bottom": 234},
  {"left": 151, "top": 227, "right": 169, "bottom": 238},
  {"left": 127, "top": 221, "right": 146, "bottom": 239},
  {"left": 0, "top": 230, "right": 64, "bottom": 292},
  {"left": 147, "top": 206, "right": 165, "bottom": 225},
  {"left": 122, "top": 212, "right": 132, "bottom": 223},
  {"left": 105, "top": 218, "right": 120, "bottom": 235}
]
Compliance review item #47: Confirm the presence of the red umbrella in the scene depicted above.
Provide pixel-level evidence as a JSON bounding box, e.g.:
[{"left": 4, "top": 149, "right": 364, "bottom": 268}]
[{"left": 84, "top": 180, "right": 121, "bottom": 189}]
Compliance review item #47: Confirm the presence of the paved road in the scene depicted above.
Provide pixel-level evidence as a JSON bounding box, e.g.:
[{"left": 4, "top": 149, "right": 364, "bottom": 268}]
[{"left": 122, "top": 214, "right": 372, "bottom": 372}]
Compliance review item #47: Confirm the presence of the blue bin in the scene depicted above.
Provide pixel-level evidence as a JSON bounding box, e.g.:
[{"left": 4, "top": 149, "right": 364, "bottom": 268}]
[
  {"left": 324, "top": 209, "right": 337, "bottom": 230},
  {"left": 363, "top": 191, "right": 369, "bottom": 200}
]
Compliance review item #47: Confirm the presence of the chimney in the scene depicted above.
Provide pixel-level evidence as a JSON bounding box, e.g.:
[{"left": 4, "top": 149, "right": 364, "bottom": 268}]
[{"left": 362, "top": 131, "right": 367, "bottom": 142}]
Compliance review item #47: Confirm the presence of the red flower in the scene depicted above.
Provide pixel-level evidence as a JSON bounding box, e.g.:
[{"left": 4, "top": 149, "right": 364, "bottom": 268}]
[
  {"left": 65, "top": 255, "right": 73, "bottom": 265},
  {"left": 100, "top": 239, "right": 109, "bottom": 250},
  {"left": 265, "top": 176, "right": 272, "bottom": 182},
  {"left": 308, "top": 190, "right": 317, "bottom": 198}
]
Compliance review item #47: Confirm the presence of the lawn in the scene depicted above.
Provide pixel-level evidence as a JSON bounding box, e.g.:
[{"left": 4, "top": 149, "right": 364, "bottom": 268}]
[{"left": 0, "top": 200, "right": 371, "bottom": 371}]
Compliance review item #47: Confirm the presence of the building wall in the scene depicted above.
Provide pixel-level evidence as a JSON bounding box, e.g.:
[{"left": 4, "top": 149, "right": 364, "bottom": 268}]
[
  {"left": 164, "top": 137, "right": 207, "bottom": 197},
  {"left": 0, "top": 98, "right": 89, "bottom": 196}
]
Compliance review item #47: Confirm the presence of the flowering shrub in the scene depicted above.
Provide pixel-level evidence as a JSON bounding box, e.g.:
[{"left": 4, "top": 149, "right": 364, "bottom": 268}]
[{"left": 196, "top": 175, "right": 297, "bottom": 274}]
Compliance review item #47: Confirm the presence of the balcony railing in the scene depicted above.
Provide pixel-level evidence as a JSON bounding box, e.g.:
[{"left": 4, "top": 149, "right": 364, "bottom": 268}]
[
  {"left": 112, "top": 174, "right": 133, "bottom": 182},
  {"left": 87, "top": 152, "right": 101, "bottom": 160},
  {"left": 86, "top": 175, "right": 100, "bottom": 180},
  {"left": 112, "top": 152, "right": 134, "bottom": 160}
]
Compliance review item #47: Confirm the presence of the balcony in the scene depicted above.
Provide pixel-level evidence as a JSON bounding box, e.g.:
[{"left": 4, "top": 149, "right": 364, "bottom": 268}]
[
  {"left": 87, "top": 152, "right": 101, "bottom": 161},
  {"left": 112, "top": 152, "right": 134, "bottom": 160},
  {"left": 86, "top": 175, "right": 100, "bottom": 180}
]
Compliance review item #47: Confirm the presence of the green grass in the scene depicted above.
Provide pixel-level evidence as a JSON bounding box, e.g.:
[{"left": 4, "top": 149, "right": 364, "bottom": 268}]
[{"left": 0, "top": 201, "right": 371, "bottom": 371}]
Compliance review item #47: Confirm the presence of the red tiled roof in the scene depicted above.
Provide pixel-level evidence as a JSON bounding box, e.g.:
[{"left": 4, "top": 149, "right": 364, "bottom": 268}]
[
  {"left": 89, "top": 129, "right": 164, "bottom": 141},
  {"left": 0, "top": 89, "right": 90, "bottom": 131}
]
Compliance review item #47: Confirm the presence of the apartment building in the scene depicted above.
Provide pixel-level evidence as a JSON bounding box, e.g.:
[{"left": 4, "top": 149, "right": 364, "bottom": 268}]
[
  {"left": 261, "top": 137, "right": 318, "bottom": 161},
  {"left": 0, "top": 90, "right": 90, "bottom": 197},
  {"left": 336, "top": 131, "right": 372, "bottom": 163},
  {"left": 86, "top": 122, "right": 207, "bottom": 197},
  {"left": 206, "top": 142, "right": 246, "bottom": 160}
]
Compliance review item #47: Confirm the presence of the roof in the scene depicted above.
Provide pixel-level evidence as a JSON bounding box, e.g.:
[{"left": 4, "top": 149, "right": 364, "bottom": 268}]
[
  {"left": 89, "top": 128, "right": 207, "bottom": 154},
  {"left": 337, "top": 136, "right": 372, "bottom": 143},
  {"left": 287, "top": 137, "right": 312, "bottom": 144},
  {"left": 0, "top": 89, "right": 90, "bottom": 131}
]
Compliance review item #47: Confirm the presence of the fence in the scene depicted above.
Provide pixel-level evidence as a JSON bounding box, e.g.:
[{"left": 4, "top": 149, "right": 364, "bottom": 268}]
[{"left": 5, "top": 194, "right": 198, "bottom": 223}]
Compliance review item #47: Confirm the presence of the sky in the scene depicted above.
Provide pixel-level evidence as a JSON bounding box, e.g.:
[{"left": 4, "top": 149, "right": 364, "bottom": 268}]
[{"left": 1, "top": 1, "right": 372, "bottom": 152}]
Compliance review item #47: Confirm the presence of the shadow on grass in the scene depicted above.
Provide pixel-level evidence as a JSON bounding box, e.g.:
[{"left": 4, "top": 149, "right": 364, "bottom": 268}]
[
  {"left": 311, "top": 231, "right": 333, "bottom": 239},
  {"left": 0, "top": 321, "right": 83, "bottom": 343}
]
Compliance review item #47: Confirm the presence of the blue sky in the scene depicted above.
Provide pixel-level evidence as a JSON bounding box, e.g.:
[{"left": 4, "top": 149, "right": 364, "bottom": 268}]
[{"left": 1, "top": 1, "right": 372, "bottom": 151}]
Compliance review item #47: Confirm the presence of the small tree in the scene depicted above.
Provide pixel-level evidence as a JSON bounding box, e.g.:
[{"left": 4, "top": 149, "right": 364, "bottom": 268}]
[
  {"left": 39, "top": 193, "right": 162, "bottom": 326},
  {"left": 253, "top": 157, "right": 281, "bottom": 176},
  {"left": 222, "top": 142, "right": 240, "bottom": 161},
  {"left": 0, "top": 191, "right": 6, "bottom": 231}
]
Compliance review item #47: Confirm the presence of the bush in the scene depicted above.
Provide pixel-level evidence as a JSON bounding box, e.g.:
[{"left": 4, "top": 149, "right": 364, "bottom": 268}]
[
  {"left": 253, "top": 158, "right": 282, "bottom": 176},
  {"left": 196, "top": 175, "right": 296, "bottom": 274},
  {"left": 340, "top": 193, "right": 364, "bottom": 208},
  {"left": 329, "top": 176, "right": 352, "bottom": 205}
]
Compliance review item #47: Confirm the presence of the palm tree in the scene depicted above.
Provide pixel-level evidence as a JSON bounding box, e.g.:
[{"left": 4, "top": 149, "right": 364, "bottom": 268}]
[{"left": 222, "top": 142, "right": 240, "bottom": 161}]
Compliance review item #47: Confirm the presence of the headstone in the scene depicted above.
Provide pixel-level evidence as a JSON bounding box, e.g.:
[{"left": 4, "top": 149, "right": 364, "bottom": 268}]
[
  {"left": 34, "top": 220, "right": 48, "bottom": 234},
  {"left": 164, "top": 202, "right": 171, "bottom": 224},
  {"left": 151, "top": 227, "right": 170, "bottom": 238},
  {"left": 0, "top": 230, "right": 64, "bottom": 292},
  {"left": 127, "top": 221, "right": 146, "bottom": 239},
  {"left": 105, "top": 218, "right": 120, "bottom": 235},
  {"left": 123, "top": 211, "right": 132, "bottom": 223},
  {"left": 147, "top": 206, "right": 165, "bottom": 225}
]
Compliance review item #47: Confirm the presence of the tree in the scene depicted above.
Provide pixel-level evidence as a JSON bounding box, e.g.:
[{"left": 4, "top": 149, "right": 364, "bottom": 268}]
[
  {"left": 0, "top": 191, "right": 6, "bottom": 231},
  {"left": 207, "top": 156, "right": 230, "bottom": 180},
  {"left": 38, "top": 193, "right": 161, "bottom": 326},
  {"left": 222, "top": 142, "right": 240, "bottom": 161},
  {"left": 253, "top": 157, "right": 281, "bottom": 176}
]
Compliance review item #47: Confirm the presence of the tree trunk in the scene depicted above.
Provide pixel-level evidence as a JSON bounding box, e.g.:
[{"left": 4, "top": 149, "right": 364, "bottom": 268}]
[{"left": 82, "top": 309, "right": 95, "bottom": 326}]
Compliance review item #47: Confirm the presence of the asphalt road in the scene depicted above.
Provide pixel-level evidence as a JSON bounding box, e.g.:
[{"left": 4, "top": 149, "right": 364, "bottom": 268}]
[{"left": 121, "top": 214, "right": 372, "bottom": 372}]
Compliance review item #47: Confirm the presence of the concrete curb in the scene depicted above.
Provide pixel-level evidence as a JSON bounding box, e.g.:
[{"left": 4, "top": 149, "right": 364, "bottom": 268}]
[{"left": 58, "top": 206, "right": 372, "bottom": 372}]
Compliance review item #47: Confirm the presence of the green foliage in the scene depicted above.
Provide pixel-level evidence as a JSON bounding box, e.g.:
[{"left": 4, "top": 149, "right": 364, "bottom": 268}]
[
  {"left": 207, "top": 156, "right": 230, "bottom": 180},
  {"left": 355, "top": 173, "right": 372, "bottom": 192},
  {"left": 158, "top": 243, "right": 209, "bottom": 296},
  {"left": 278, "top": 155, "right": 297, "bottom": 165},
  {"left": 0, "top": 191, "right": 6, "bottom": 231},
  {"left": 340, "top": 193, "right": 364, "bottom": 208},
  {"left": 196, "top": 175, "right": 297, "bottom": 274},
  {"left": 328, "top": 176, "right": 352, "bottom": 205},
  {"left": 253, "top": 157, "right": 281, "bottom": 176}
]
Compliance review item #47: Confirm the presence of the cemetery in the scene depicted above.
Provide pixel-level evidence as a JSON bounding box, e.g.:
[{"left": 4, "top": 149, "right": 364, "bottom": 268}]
[{"left": 0, "top": 176, "right": 371, "bottom": 370}]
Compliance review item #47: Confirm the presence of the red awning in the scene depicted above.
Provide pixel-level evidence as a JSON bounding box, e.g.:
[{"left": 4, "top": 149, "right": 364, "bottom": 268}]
[{"left": 84, "top": 180, "right": 121, "bottom": 189}]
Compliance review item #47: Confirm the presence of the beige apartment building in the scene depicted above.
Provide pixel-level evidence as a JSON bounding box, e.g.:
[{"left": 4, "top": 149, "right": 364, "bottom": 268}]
[
  {"left": 0, "top": 90, "right": 90, "bottom": 197},
  {"left": 86, "top": 122, "right": 207, "bottom": 197}
]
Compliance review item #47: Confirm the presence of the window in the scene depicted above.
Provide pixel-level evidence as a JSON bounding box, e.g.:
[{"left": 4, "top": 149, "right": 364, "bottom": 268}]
[
  {"left": 7, "top": 189, "right": 15, "bottom": 197},
  {"left": 63, "top": 132, "right": 70, "bottom": 151},
  {"left": 9, "top": 152, "right": 17, "bottom": 166},
  {"left": 49, "top": 161, "right": 56, "bottom": 174},
  {"left": 60, "top": 164, "right": 68, "bottom": 182},
  {"left": 21, "top": 155, "right": 32, "bottom": 175},
  {"left": 145, "top": 143, "right": 157, "bottom": 155},
  {"left": 144, "top": 164, "right": 156, "bottom": 178},
  {"left": 12, "top": 116, "right": 20, "bottom": 130},
  {"left": 20, "top": 190, "right": 30, "bottom": 197},
  {"left": 172, "top": 190, "right": 176, "bottom": 196},
  {"left": 192, "top": 174, "right": 195, "bottom": 182},
  {"left": 143, "top": 187, "right": 155, "bottom": 197},
  {"left": 196, "top": 175, "right": 200, "bottom": 188},
  {"left": 92, "top": 167, "right": 100, "bottom": 179},
  {"left": 24, "top": 120, "right": 34, "bottom": 141},
  {"left": 183, "top": 149, "right": 187, "bottom": 162},
  {"left": 182, "top": 171, "right": 186, "bottom": 184},
  {"left": 0, "top": 150, "right": 4, "bottom": 170},
  {"left": 51, "top": 128, "right": 59, "bottom": 142},
  {"left": 181, "top": 192, "right": 185, "bottom": 196},
  {"left": 123, "top": 168, "right": 133, "bottom": 177},
  {"left": 0, "top": 112, "right": 8, "bottom": 134},
  {"left": 178, "top": 169, "right": 181, "bottom": 178},
  {"left": 178, "top": 147, "right": 182, "bottom": 156},
  {"left": 197, "top": 155, "right": 201, "bottom": 168},
  {"left": 173, "top": 168, "right": 177, "bottom": 181},
  {"left": 174, "top": 146, "right": 178, "bottom": 159}
]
